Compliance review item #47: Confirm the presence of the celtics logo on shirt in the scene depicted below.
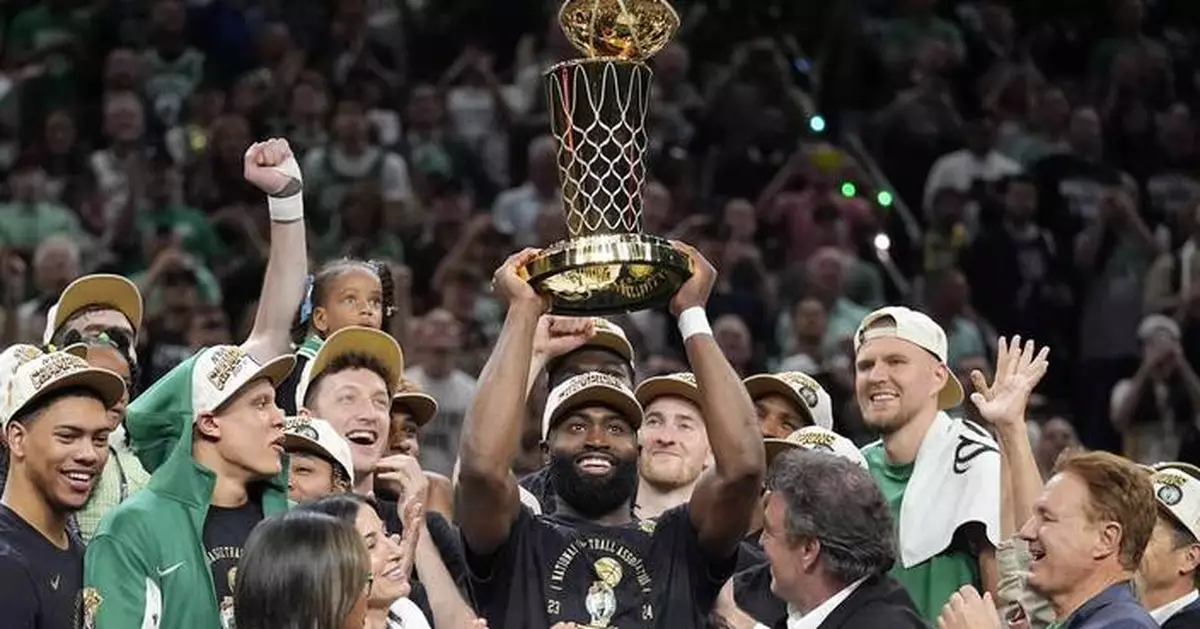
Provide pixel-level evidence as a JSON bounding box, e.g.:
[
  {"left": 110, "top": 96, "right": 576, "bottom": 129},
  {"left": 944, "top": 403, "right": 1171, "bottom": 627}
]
[
  {"left": 81, "top": 587, "right": 102, "bottom": 629},
  {"left": 547, "top": 536, "right": 654, "bottom": 627}
]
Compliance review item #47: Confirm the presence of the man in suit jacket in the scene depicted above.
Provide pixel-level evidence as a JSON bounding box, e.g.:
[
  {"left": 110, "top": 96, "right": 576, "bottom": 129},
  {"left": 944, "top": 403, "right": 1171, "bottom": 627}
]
[
  {"left": 1141, "top": 463, "right": 1200, "bottom": 629},
  {"left": 762, "top": 449, "right": 924, "bottom": 628}
]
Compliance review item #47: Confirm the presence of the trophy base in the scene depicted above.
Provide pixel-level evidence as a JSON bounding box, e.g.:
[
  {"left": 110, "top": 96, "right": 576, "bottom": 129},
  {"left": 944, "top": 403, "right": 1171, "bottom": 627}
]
[{"left": 521, "top": 234, "right": 692, "bottom": 316}]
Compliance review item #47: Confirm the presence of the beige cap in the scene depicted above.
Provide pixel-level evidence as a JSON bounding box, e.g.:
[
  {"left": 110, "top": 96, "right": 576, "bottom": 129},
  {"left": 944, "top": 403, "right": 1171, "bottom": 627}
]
[
  {"left": 295, "top": 327, "right": 404, "bottom": 410},
  {"left": 542, "top": 372, "right": 643, "bottom": 439},
  {"left": 763, "top": 426, "right": 868, "bottom": 470},
  {"left": 284, "top": 416, "right": 355, "bottom": 484},
  {"left": 635, "top": 372, "right": 701, "bottom": 408},
  {"left": 43, "top": 274, "right": 144, "bottom": 344},
  {"left": 854, "top": 306, "right": 964, "bottom": 409},
  {"left": 1151, "top": 462, "right": 1200, "bottom": 543},
  {"left": 391, "top": 380, "right": 439, "bottom": 427},
  {"left": 587, "top": 318, "right": 635, "bottom": 363},
  {"left": 743, "top": 371, "right": 834, "bottom": 430}
]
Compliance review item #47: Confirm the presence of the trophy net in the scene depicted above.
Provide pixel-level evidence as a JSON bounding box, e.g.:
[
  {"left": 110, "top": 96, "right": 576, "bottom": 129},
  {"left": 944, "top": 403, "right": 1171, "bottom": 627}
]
[{"left": 545, "top": 59, "right": 651, "bottom": 238}]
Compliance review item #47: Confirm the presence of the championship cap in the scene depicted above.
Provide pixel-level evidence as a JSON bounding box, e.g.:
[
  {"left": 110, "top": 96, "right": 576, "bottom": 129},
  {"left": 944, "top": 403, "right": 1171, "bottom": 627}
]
[
  {"left": 542, "top": 372, "right": 643, "bottom": 439},
  {"left": 743, "top": 371, "right": 834, "bottom": 430},
  {"left": 283, "top": 416, "right": 355, "bottom": 484},
  {"left": 124, "top": 345, "right": 294, "bottom": 474},
  {"left": 295, "top": 327, "right": 404, "bottom": 410},
  {"left": 192, "top": 346, "right": 295, "bottom": 415},
  {"left": 1151, "top": 462, "right": 1200, "bottom": 543},
  {"left": 0, "top": 344, "right": 126, "bottom": 427},
  {"left": 635, "top": 372, "right": 701, "bottom": 408},
  {"left": 763, "top": 426, "right": 868, "bottom": 470},
  {"left": 853, "top": 306, "right": 964, "bottom": 409},
  {"left": 43, "top": 274, "right": 144, "bottom": 344}
]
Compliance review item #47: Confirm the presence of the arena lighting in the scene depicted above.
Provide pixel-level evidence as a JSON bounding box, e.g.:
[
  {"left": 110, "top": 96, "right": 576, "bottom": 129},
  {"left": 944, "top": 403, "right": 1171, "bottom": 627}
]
[
  {"left": 873, "top": 233, "right": 891, "bottom": 252},
  {"left": 877, "top": 191, "right": 894, "bottom": 207},
  {"left": 840, "top": 182, "right": 857, "bottom": 198},
  {"left": 809, "top": 115, "right": 826, "bottom": 133}
]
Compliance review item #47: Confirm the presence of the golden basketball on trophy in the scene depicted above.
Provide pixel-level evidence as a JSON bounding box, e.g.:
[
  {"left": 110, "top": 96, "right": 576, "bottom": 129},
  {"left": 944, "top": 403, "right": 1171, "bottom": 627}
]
[{"left": 519, "top": 0, "right": 693, "bottom": 315}]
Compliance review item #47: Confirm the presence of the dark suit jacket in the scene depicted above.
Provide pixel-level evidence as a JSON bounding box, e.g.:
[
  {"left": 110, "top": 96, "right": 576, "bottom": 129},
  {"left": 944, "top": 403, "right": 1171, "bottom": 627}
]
[
  {"left": 1162, "top": 597, "right": 1200, "bottom": 629},
  {"left": 770, "top": 573, "right": 924, "bottom": 629}
]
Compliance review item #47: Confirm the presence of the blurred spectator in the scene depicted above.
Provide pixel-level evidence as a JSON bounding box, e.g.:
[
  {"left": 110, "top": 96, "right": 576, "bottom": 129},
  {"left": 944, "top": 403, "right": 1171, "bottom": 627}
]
[
  {"left": 405, "top": 309, "right": 478, "bottom": 476},
  {"left": 142, "top": 0, "right": 205, "bottom": 129},
  {"left": 492, "top": 135, "right": 559, "bottom": 247},
  {"left": 0, "top": 156, "right": 87, "bottom": 253},
  {"left": 1111, "top": 315, "right": 1200, "bottom": 465},
  {"left": 922, "top": 267, "right": 989, "bottom": 371},
  {"left": 1075, "top": 184, "right": 1161, "bottom": 452},
  {"left": 302, "top": 97, "right": 413, "bottom": 231},
  {"left": 921, "top": 114, "right": 1021, "bottom": 228}
]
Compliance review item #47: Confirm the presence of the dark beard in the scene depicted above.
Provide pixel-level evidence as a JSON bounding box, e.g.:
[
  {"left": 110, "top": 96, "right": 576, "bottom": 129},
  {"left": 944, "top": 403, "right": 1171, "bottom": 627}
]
[{"left": 548, "top": 450, "right": 638, "bottom": 520}]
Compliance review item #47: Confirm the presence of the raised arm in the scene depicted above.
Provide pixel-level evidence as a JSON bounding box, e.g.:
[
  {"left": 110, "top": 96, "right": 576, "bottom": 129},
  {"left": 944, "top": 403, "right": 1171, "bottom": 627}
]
[
  {"left": 456, "top": 248, "right": 548, "bottom": 556},
  {"left": 238, "top": 138, "right": 309, "bottom": 363},
  {"left": 675, "top": 243, "right": 766, "bottom": 558}
]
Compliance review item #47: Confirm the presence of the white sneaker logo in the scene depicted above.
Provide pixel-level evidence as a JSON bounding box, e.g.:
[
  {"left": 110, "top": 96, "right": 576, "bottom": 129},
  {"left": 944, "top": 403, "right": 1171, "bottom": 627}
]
[{"left": 157, "top": 562, "right": 185, "bottom": 578}]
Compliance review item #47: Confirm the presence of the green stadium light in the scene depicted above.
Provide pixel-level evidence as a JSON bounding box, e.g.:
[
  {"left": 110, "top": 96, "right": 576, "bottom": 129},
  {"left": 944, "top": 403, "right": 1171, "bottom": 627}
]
[
  {"left": 877, "top": 191, "right": 894, "bottom": 207},
  {"left": 840, "top": 182, "right": 857, "bottom": 198},
  {"left": 809, "top": 115, "right": 826, "bottom": 133}
]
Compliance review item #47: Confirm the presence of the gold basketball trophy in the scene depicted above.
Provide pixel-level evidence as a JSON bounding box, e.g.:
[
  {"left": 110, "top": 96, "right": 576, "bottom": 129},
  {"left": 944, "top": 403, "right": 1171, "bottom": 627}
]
[{"left": 520, "top": 0, "right": 692, "bottom": 315}]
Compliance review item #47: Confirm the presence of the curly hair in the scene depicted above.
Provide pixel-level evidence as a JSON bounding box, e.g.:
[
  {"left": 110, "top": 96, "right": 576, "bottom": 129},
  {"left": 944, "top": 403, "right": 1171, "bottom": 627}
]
[{"left": 289, "top": 257, "right": 396, "bottom": 344}]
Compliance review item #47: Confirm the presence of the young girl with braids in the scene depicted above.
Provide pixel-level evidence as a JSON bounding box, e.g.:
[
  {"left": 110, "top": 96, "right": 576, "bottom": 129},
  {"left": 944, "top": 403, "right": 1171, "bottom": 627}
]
[{"left": 275, "top": 258, "right": 399, "bottom": 414}]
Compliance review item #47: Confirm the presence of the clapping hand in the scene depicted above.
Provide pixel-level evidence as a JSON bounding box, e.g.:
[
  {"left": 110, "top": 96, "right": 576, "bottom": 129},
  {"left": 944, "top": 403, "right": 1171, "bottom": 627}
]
[
  {"left": 969, "top": 336, "right": 1049, "bottom": 427},
  {"left": 938, "top": 586, "right": 1001, "bottom": 629}
]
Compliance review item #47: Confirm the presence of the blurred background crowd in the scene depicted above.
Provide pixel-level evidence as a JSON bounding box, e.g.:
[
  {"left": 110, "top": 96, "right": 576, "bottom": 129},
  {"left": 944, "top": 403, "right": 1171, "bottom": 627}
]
[{"left": 2, "top": 0, "right": 1200, "bottom": 471}]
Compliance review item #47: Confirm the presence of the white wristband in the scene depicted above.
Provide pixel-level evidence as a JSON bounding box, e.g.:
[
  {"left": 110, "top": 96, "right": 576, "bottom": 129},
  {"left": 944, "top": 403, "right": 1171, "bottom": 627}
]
[
  {"left": 678, "top": 306, "right": 712, "bottom": 341},
  {"left": 266, "top": 156, "right": 305, "bottom": 223},
  {"left": 267, "top": 193, "right": 304, "bottom": 222}
]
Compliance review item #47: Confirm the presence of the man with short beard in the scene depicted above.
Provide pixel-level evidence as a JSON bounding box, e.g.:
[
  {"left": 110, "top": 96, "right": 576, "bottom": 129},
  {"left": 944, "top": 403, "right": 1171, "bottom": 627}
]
[
  {"left": 632, "top": 372, "right": 712, "bottom": 520},
  {"left": 520, "top": 316, "right": 637, "bottom": 514},
  {"left": 1139, "top": 462, "right": 1200, "bottom": 628},
  {"left": 459, "top": 245, "right": 764, "bottom": 628},
  {"left": 854, "top": 306, "right": 1002, "bottom": 623}
]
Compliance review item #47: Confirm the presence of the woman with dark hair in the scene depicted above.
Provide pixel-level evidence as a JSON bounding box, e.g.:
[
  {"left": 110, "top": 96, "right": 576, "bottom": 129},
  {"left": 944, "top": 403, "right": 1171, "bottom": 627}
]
[
  {"left": 234, "top": 510, "right": 371, "bottom": 629},
  {"left": 298, "top": 493, "right": 485, "bottom": 629}
]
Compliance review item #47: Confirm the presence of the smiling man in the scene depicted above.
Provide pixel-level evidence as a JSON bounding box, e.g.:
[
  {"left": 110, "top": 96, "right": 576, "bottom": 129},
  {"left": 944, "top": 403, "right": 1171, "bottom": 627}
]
[
  {"left": 1018, "top": 451, "right": 1157, "bottom": 627},
  {"left": 854, "top": 306, "right": 1002, "bottom": 623},
  {"left": 458, "top": 244, "right": 764, "bottom": 628},
  {"left": 633, "top": 371, "right": 712, "bottom": 519},
  {"left": 295, "top": 325, "right": 403, "bottom": 499},
  {"left": 0, "top": 345, "right": 126, "bottom": 629}
]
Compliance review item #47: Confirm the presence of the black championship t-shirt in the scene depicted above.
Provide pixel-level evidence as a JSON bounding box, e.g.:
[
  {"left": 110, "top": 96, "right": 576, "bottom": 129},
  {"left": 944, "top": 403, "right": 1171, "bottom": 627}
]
[
  {"left": 203, "top": 501, "right": 264, "bottom": 629},
  {"left": 467, "top": 504, "right": 734, "bottom": 629},
  {"left": 0, "top": 504, "right": 86, "bottom": 629}
]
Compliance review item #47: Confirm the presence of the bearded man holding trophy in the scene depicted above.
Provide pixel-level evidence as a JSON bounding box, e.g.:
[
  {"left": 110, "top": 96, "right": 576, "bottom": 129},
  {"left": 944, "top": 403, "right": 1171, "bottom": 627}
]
[{"left": 456, "top": 1, "right": 765, "bottom": 628}]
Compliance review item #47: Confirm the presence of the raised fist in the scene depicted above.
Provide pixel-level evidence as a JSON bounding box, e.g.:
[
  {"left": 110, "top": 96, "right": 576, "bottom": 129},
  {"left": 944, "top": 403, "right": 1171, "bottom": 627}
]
[{"left": 243, "top": 138, "right": 303, "bottom": 197}]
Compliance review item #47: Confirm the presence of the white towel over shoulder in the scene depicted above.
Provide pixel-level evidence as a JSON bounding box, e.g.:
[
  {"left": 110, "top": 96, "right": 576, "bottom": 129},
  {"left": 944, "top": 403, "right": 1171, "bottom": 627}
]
[{"left": 898, "top": 412, "right": 1002, "bottom": 568}]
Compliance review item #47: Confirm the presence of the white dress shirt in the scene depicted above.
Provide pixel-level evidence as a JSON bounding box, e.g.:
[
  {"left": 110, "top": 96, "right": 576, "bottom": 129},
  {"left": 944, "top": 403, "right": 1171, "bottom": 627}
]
[
  {"left": 1149, "top": 589, "right": 1199, "bottom": 625},
  {"left": 782, "top": 577, "right": 869, "bottom": 629}
]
